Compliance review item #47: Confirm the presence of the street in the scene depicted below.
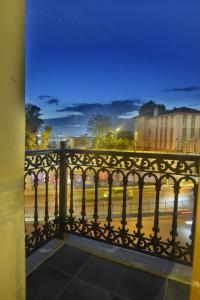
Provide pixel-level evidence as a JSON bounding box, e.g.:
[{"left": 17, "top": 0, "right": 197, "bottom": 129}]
[{"left": 24, "top": 184, "right": 194, "bottom": 246}]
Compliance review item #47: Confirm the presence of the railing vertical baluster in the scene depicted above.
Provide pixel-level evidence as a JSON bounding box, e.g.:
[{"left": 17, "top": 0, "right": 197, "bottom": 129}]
[
  {"left": 44, "top": 173, "right": 49, "bottom": 226},
  {"left": 151, "top": 180, "right": 161, "bottom": 246},
  {"left": 106, "top": 173, "right": 113, "bottom": 239},
  {"left": 69, "top": 169, "right": 74, "bottom": 219},
  {"left": 168, "top": 181, "right": 180, "bottom": 258},
  {"left": 135, "top": 178, "right": 144, "bottom": 239},
  {"left": 121, "top": 176, "right": 127, "bottom": 231},
  {"left": 54, "top": 170, "right": 58, "bottom": 220},
  {"left": 33, "top": 175, "right": 39, "bottom": 244},
  {"left": 81, "top": 171, "right": 86, "bottom": 222},
  {"left": 93, "top": 172, "right": 99, "bottom": 224},
  {"left": 59, "top": 141, "right": 66, "bottom": 238}
]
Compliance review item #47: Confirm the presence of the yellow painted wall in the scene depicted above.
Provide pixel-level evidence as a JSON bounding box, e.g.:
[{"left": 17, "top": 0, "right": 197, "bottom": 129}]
[
  {"left": 0, "top": 1, "right": 25, "bottom": 299},
  {"left": 190, "top": 178, "right": 200, "bottom": 300}
]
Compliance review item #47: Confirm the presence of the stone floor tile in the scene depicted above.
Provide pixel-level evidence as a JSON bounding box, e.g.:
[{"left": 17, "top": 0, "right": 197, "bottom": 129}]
[
  {"left": 116, "top": 267, "right": 167, "bottom": 300},
  {"left": 58, "top": 279, "right": 111, "bottom": 300},
  {"left": 27, "top": 265, "right": 72, "bottom": 300},
  {"left": 165, "top": 279, "right": 190, "bottom": 300},
  {"left": 44, "top": 244, "right": 91, "bottom": 276},
  {"left": 77, "top": 255, "right": 126, "bottom": 293}
]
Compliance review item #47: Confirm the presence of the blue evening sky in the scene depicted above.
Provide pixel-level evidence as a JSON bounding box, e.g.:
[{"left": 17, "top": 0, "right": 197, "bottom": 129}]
[{"left": 26, "top": 0, "right": 200, "bottom": 134}]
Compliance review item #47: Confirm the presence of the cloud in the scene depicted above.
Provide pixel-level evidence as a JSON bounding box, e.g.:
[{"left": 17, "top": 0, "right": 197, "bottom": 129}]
[
  {"left": 56, "top": 103, "right": 102, "bottom": 113},
  {"left": 43, "top": 116, "right": 86, "bottom": 136},
  {"left": 188, "top": 103, "right": 200, "bottom": 109},
  {"left": 39, "top": 95, "right": 52, "bottom": 100},
  {"left": 46, "top": 98, "right": 60, "bottom": 105},
  {"left": 56, "top": 98, "right": 142, "bottom": 117},
  {"left": 118, "top": 111, "right": 139, "bottom": 119},
  {"left": 38, "top": 95, "right": 60, "bottom": 106},
  {"left": 164, "top": 86, "right": 200, "bottom": 92},
  {"left": 45, "top": 98, "right": 142, "bottom": 135},
  {"left": 44, "top": 115, "right": 85, "bottom": 126}
]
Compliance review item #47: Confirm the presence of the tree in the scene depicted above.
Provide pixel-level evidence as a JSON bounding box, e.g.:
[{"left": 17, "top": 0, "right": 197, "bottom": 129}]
[
  {"left": 139, "top": 100, "right": 166, "bottom": 116},
  {"left": 92, "top": 131, "right": 134, "bottom": 151},
  {"left": 25, "top": 103, "right": 44, "bottom": 149},
  {"left": 156, "top": 104, "right": 166, "bottom": 114},
  {"left": 73, "top": 136, "right": 89, "bottom": 148},
  {"left": 25, "top": 103, "right": 43, "bottom": 134},
  {"left": 25, "top": 131, "right": 37, "bottom": 150},
  {"left": 39, "top": 126, "right": 52, "bottom": 149},
  {"left": 87, "top": 114, "right": 111, "bottom": 137}
]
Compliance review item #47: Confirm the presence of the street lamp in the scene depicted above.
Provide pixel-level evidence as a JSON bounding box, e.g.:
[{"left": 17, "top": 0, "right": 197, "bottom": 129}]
[
  {"left": 116, "top": 127, "right": 120, "bottom": 139},
  {"left": 134, "top": 131, "right": 138, "bottom": 151}
]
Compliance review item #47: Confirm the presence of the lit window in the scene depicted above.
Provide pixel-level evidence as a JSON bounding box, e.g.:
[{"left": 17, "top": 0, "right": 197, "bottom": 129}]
[
  {"left": 182, "top": 128, "right": 187, "bottom": 139},
  {"left": 191, "top": 115, "right": 196, "bottom": 127},
  {"left": 183, "top": 115, "right": 187, "bottom": 127},
  {"left": 191, "top": 128, "right": 195, "bottom": 139}
]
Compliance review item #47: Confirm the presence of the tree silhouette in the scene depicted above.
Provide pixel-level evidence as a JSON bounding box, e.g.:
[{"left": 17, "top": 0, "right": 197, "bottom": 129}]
[
  {"left": 87, "top": 113, "right": 111, "bottom": 137},
  {"left": 25, "top": 103, "right": 44, "bottom": 149},
  {"left": 25, "top": 103, "right": 43, "bottom": 133},
  {"left": 39, "top": 126, "right": 52, "bottom": 149},
  {"left": 139, "top": 100, "right": 166, "bottom": 116}
]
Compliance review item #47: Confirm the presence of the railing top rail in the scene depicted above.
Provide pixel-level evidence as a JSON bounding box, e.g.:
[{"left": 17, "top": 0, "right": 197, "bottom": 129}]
[
  {"left": 64, "top": 149, "right": 200, "bottom": 177},
  {"left": 26, "top": 149, "right": 60, "bottom": 156},
  {"left": 64, "top": 148, "right": 200, "bottom": 161},
  {"left": 25, "top": 148, "right": 200, "bottom": 161},
  {"left": 25, "top": 148, "right": 200, "bottom": 176}
]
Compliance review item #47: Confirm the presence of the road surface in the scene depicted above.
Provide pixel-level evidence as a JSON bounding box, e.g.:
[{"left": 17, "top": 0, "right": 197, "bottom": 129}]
[{"left": 24, "top": 184, "right": 194, "bottom": 246}]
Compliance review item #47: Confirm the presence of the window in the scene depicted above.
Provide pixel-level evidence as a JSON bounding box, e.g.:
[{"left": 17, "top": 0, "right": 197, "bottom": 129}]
[
  {"left": 155, "top": 119, "right": 158, "bottom": 148},
  {"left": 191, "top": 115, "right": 196, "bottom": 127},
  {"left": 160, "top": 128, "right": 163, "bottom": 148},
  {"left": 165, "top": 117, "right": 168, "bottom": 127},
  {"left": 183, "top": 115, "right": 187, "bottom": 127},
  {"left": 160, "top": 118, "right": 164, "bottom": 148},
  {"left": 191, "top": 128, "right": 195, "bottom": 139},
  {"left": 170, "top": 128, "right": 173, "bottom": 147},
  {"left": 182, "top": 128, "right": 187, "bottom": 139},
  {"left": 149, "top": 128, "right": 151, "bottom": 137},
  {"left": 164, "top": 126, "right": 167, "bottom": 148}
]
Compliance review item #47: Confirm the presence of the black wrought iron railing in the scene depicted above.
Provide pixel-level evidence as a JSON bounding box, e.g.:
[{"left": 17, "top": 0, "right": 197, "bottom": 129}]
[{"left": 24, "top": 143, "right": 200, "bottom": 265}]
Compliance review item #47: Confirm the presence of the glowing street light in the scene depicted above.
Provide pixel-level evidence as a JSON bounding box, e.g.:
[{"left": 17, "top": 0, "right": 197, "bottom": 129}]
[
  {"left": 134, "top": 131, "right": 138, "bottom": 150},
  {"left": 116, "top": 127, "right": 120, "bottom": 138}
]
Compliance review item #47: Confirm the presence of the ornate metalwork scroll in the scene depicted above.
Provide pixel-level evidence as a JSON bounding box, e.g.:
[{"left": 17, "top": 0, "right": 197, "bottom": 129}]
[
  {"left": 64, "top": 149, "right": 200, "bottom": 265},
  {"left": 25, "top": 148, "right": 200, "bottom": 265},
  {"left": 25, "top": 150, "right": 60, "bottom": 256},
  {"left": 65, "top": 149, "right": 199, "bottom": 176}
]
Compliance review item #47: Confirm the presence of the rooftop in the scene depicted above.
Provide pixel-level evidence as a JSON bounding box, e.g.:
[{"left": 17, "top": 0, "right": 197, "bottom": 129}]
[
  {"left": 161, "top": 107, "right": 200, "bottom": 115},
  {"left": 134, "top": 106, "right": 200, "bottom": 119}
]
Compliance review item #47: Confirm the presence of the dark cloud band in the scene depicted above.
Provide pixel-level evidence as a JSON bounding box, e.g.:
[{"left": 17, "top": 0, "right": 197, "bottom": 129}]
[
  {"left": 164, "top": 86, "right": 200, "bottom": 92},
  {"left": 56, "top": 98, "right": 142, "bottom": 115},
  {"left": 38, "top": 95, "right": 60, "bottom": 105}
]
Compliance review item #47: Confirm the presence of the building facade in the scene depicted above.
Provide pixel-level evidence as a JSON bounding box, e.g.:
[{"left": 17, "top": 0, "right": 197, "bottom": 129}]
[{"left": 134, "top": 107, "right": 200, "bottom": 153}]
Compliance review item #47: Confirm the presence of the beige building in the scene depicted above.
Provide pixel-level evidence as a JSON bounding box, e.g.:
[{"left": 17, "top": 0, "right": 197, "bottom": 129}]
[{"left": 133, "top": 107, "right": 200, "bottom": 153}]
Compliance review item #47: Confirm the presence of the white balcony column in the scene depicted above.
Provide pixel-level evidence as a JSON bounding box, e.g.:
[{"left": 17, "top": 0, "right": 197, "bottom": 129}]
[{"left": 0, "top": 1, "right": 25, "bottom": 299}]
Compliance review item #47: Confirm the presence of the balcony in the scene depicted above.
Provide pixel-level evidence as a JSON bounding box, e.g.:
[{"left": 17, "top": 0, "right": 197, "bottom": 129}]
[
  {"left": 26, "top": 236, "right": 191, "bottom": 300},
  {"left": 25, "top": 144, "right": 199, "bottom": 299}
]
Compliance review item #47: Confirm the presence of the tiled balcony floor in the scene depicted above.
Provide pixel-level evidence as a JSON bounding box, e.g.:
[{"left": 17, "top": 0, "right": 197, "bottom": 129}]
[{"left": 27, "top": 243, "right": 190, "bottom": 300}]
